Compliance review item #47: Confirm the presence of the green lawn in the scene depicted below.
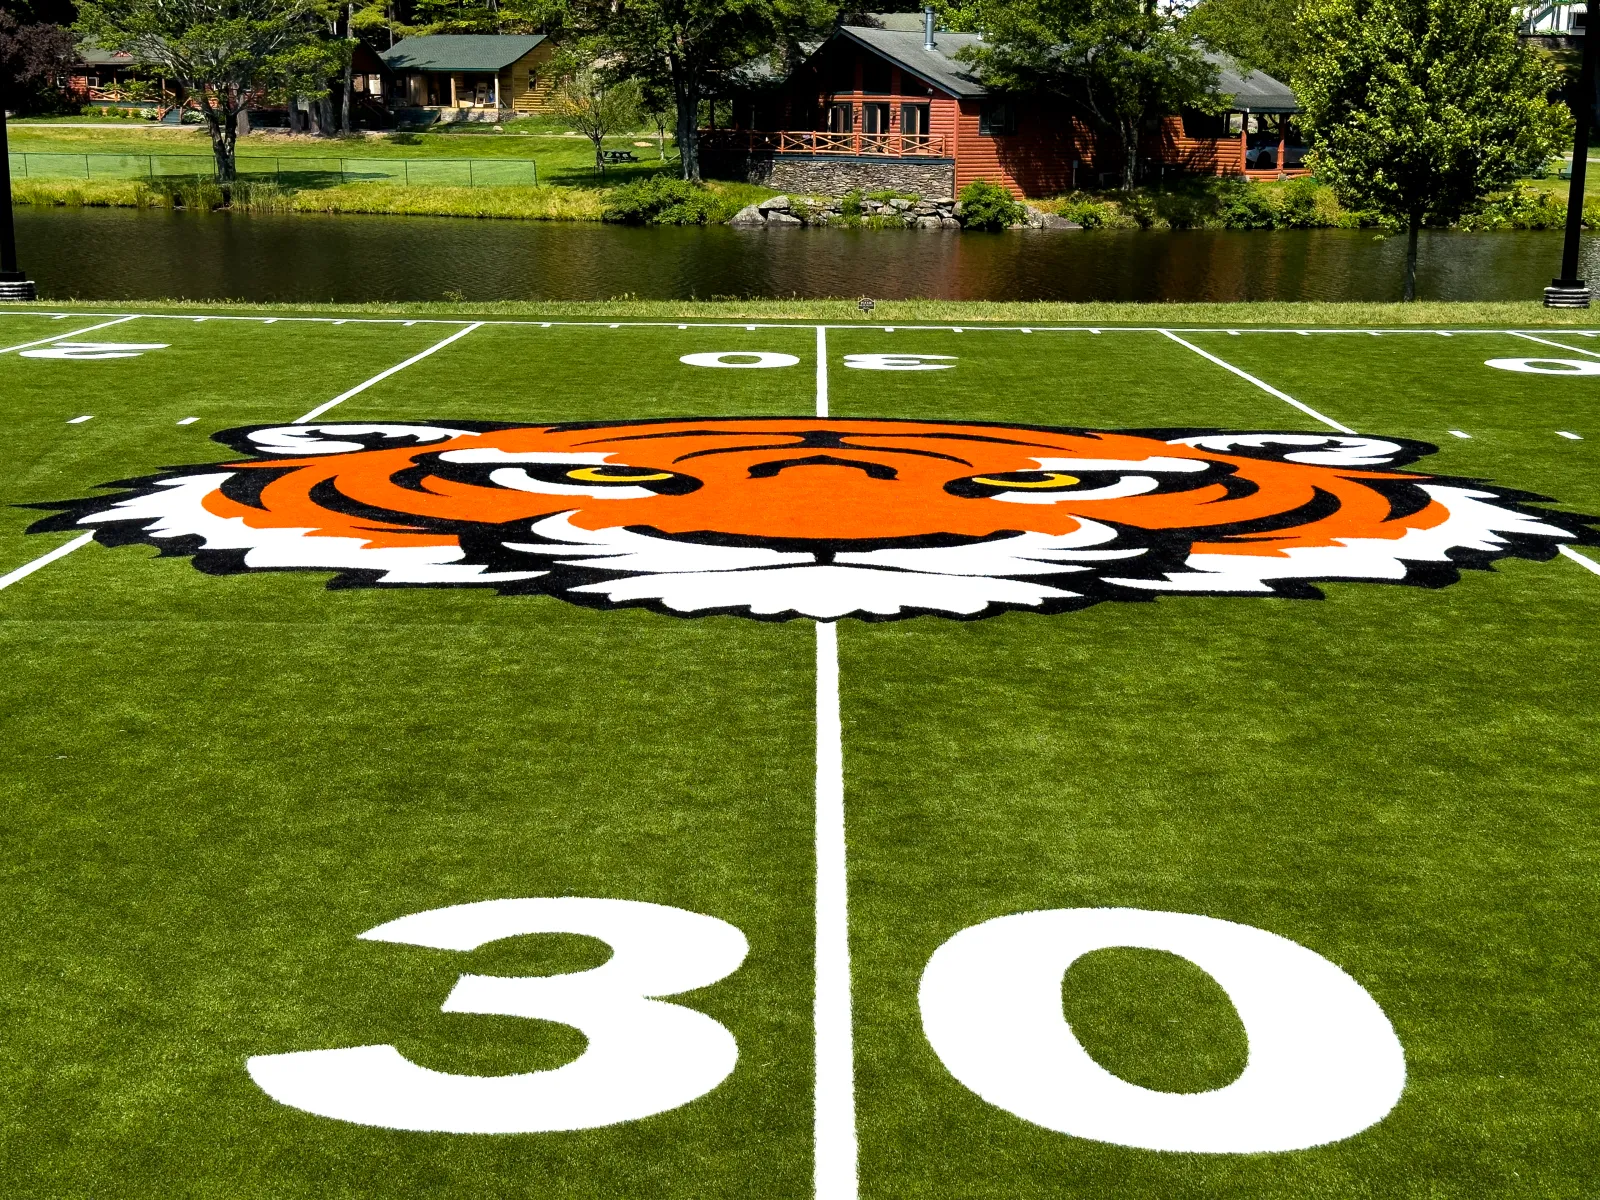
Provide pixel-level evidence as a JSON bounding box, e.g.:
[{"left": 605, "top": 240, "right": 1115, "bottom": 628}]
[
  {"left": 8, "top": 123, "right": 677, "bottom": 188},
  {"left": 1, "top": 305, "right": 1598, "bottom": 1198}
]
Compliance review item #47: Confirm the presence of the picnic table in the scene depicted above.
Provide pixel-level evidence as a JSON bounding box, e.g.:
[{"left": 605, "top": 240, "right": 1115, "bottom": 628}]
[{"left": 602, "top": 150, "right": 639, "bottom": 164}]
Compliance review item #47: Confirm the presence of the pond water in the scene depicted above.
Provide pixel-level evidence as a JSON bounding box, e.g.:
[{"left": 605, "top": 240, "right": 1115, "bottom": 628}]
[{"left": 16, "top": 205, "right": 1594, "bottom": 303}]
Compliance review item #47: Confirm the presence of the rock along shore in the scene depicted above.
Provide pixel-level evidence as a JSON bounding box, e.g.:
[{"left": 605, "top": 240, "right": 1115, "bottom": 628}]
[{"left": 729, "top": 193, "right": 1082, "bottom": 231}]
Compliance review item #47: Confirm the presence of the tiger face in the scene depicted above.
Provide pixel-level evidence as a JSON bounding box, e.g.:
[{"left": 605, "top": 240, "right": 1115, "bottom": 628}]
[{"left": 31, "top": 418, "right": 1595, "bottom": 620}]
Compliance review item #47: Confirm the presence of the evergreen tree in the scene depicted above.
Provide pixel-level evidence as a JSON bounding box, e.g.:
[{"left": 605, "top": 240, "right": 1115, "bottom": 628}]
[{"left": 1297, "top": 0, "right": 1568, "bottom": 299}]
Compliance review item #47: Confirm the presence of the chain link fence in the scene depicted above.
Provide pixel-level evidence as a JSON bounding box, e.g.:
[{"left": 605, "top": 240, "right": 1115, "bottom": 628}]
[{"left": 8, "top": 152, "right": 538, "bottom": 188}]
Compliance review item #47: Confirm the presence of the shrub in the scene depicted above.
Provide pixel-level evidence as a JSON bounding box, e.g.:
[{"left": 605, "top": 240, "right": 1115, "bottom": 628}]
[
  {"left": 1459, "top": 185, "right": 1566, "bottom": 231},
  {"left": 601, "top": 175, "right": 736, "bottom": 225},
  {"left": 1272, "top": 177, "right": 1323, "bottom": 228},
  {"left": 840, "top": 189, "right": 864, "bottom": 219},
  {"left": 1211, "top": 179, "right": 1278, "bottom": 229},
  {"left": 958, "top": 180, "right": 1024, "bottom": 231}
]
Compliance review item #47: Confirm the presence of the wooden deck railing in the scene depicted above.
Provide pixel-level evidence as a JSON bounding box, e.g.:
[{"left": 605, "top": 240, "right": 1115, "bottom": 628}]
[{"left": 700, "top": 129, "right": 947, "bottom": 158}]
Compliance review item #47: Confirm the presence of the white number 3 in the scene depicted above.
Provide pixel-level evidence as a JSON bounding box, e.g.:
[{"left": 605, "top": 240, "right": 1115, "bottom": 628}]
[{"left": 247, "top": 897, "right": 749, "bottom": 1133}]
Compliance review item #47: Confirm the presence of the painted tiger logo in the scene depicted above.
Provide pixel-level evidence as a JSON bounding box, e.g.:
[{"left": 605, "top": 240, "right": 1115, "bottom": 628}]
[{"left": 29, "top": 418, "right": 1596, "bottom": 620}]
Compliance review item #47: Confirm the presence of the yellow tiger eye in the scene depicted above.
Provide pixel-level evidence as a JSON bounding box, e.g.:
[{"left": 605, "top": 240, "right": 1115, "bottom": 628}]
[
  {"left": 971, "top": 472, "right": 1081, "bottom": 489},
  {"left": 566, "top": 467, "right": 674, "bottom": 483}
]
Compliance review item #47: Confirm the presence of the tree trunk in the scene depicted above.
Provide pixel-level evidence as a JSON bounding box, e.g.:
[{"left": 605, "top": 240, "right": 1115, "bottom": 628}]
[
  {"left": 670, "top": 54, "right": 699, "bottom": 182},
  {"left": 1403, "top": 212, "right": 1421, "bottom": 302},
  {"left": 206, "top": 94, "right": 238, "bottom": 183},
  {"left": 593, "top": 135, "right": 605, "bottom": 175},
  {"left": 1119, "top": 117, "right": 1138, "bottom": 190},
  {"left": 341, "top": 4, "right": 354, "bottom": 134}
]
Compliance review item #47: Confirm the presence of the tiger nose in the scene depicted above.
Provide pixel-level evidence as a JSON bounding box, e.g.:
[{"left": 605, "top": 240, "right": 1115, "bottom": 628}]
[{"left": 746, "top": 454, "right": 898, "bottom": 480}]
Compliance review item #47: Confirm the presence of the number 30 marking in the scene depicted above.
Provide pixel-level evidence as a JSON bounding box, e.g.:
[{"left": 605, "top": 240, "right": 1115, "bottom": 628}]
[
  {"left": 250, "top": 901, "right": 1404, "bottom": 1151},
  {"left": 247, "top": 897, "right": 748, "bottom": 1133}
]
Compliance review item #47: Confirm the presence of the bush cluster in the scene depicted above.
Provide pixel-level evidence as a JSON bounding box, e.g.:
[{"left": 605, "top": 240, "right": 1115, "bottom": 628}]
[
  {"left": 958, "top": 180, "right": 1026, "bottom": 231},
  {"left": 601, "top": 176, "right": 738, "bottom": 225},
  {"left": 1457, "top": 185, "right": 1567, "bottom": 231}
]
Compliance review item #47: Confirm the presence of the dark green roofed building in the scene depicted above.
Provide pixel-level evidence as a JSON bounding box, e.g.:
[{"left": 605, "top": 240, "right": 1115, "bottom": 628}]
[{"left": 380, "top": 34, "right": 556, "bottom": 120}]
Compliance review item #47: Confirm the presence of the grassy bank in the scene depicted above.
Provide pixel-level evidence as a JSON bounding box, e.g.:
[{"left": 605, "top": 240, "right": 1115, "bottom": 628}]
[
  {"left": 1, "top": 297, "right": 1593, "bottom": 327},
  {"left": 11, "top": 177, "right": 782, "bottom": 221}
]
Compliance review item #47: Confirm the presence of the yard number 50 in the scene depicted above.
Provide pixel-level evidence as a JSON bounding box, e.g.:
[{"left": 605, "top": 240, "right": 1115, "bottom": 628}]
[{"left": 249, "top": 900, "right": 1405, "bottom": 1152}]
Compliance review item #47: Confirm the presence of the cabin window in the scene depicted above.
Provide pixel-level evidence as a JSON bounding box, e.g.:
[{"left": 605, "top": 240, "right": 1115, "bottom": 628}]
[
  {"left": 1180, "top": 109, "right": 1228, "bottom": 139},
  {"left": 862, "top": 57, "right": 891, "bottom": 94},
  {"left": 901, "top": 103, "right": 929, "bottom": 135},
  {"left": 977, "top": 100, "right": 1016, "bottom": 136},
  {"left": 828, "top": 102, "right": 854, "bottom": 133},
  {"left": 862, "top": 103, "right": 890, "bottom": 134}
]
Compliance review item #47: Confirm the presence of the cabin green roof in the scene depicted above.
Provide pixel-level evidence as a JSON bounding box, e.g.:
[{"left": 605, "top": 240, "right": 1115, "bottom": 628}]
[{"left": 380, "top": 35, "right": 546, "bottom": 73}]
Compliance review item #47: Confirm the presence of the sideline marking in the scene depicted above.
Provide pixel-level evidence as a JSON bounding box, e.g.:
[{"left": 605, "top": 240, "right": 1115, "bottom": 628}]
[
  {"left": 813, "top": 621, "right": 857, "bottom": 1200},
  {"left": 1449, "top": 430, "right": 1471, "bottom": 439},
  {"left": 67, "top": 415, "right": 93, "bottom": 424},
  {"left": 0, "top": 314, "right": 139, "bottom": 355},
  {"left": 1512, "top": 332, "right": 1600, "bottom": 360},
  {"left": 1558, "top": 431, "right": 1583, "bottom": 440},
  {"left": 0, "top": 533, "right": 94, "bottom": 593},
  {"left": 294, "top": 323, "right": 484, "bottom": 423},
  {"left": 1560, "top": 545, "right": 1600, "bottom": 576},
  {"left": 816, "top": 326, "right": 829, "bottom": 418},
  {"left": 178, "top": 417, "right": 199, "bottom": 425},
  {"left": 1159, "top": 330, "right": 1358, "bottom": 435}
]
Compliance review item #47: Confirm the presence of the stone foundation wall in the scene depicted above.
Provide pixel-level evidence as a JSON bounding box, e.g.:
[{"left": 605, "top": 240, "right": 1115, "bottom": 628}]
[{"left": 706, "top": 151, "right": 956, "bottom": 199}]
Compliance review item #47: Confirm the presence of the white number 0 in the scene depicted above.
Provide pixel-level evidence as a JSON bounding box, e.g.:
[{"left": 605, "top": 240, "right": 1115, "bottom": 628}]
[
  {"left": 247, "top": 897, "right": 749, "bottom": 1133},
  {"left": 918, "top": 907, "right": 1406, "bottom": 1152}
]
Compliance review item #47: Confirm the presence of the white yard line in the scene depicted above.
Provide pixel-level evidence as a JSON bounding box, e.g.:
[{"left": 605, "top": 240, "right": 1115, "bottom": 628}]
[
  {"left": 1159, "top": 329, "right": 1358, "bottom": 434},
  {"left": 293, "top": 322, "right": 484, "bottom": 423},
  {"left": 816, "top": 326, "right": 829, "bottom": 418},
  {"left": 813, "top": 621, "right": 857, "bottom": 1200},
  {"left": 0, "top": 532, "right": 94, "bottom": 592},
  {"left": 1511, "top": 332, "right": 1600, "bottom": 360},
  {"left": 1559, "top": 545, "right": 1600, "bottom": 576},
  {"left": 0, "top": 314, "right": 139, "bottom": 355}
]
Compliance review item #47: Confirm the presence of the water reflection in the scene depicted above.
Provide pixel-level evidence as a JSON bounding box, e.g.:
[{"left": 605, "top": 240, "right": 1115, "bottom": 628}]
[{"left": 18, "top": 206, "right": 1593, "bottom": 303}]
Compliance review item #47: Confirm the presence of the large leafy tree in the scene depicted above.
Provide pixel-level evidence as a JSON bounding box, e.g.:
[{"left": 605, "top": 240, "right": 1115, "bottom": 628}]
[
  {"left": 1, "top": 11, "right": 78, "bottom": 114},
  {"left": 1183, "top": 0, "right": 1304, "bottom": 87},
  {"left": 77, "top": 0, "right": 315, "bottom": 181},
  {"left": 568, "top": 0, "right": 822, "bottom": 181},
  {"left": 961, "top": 0, "right": 1221, "bottom": 189},
  {"left": 1297, "top": 0, "right": 1568, "bottom": 300}
]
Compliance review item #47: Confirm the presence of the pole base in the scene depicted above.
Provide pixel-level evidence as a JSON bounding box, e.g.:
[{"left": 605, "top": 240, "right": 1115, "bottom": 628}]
[{"left": 1545, "top": 281, "right": 1592, "bottom": 308}]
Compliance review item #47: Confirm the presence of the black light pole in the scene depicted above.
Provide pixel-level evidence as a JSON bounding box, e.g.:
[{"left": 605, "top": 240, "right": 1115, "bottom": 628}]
[
  {"left": 1548, "top": 8, "right": 1600, "bottom": 308},
  {"left": 0, "top": 88, "right": 39, "bottom": 302}
]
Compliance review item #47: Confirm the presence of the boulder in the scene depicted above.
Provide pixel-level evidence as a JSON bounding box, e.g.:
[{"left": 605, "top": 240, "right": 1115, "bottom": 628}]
[
  {"left": 757, "top": 194, "right": 792, "bottom": 212},
  {"left": 951, "top": 201, "right": 963, "bottom": 217},
  {"left": 888, "top": 197, "right": 913, "bottom": 211},
  {"left": 1039, "top": 212, "right": 1081, "bottom": 230},
  {"left": 916, "top": 214, "right": 943, "bottom": 229},
  {"left": 941, "top": 216, "right": 962, "bottom": 230},
  {"left": 730, "top": 204, "right": 766, "bottom": 227},
  {"left": 766, "top": 210, "right": 803, "bottom": 226}
]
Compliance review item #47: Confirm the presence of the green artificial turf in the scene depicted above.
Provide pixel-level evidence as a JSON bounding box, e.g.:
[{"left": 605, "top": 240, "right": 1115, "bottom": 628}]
[{"left": 2, "top": 306, "right": 1598, "bottom": 1198}]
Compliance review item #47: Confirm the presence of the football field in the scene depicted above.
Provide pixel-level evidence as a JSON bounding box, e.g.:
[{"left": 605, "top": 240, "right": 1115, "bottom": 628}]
[{"left": 2, "top": 307, "right": 1598, "bottom": 1199}]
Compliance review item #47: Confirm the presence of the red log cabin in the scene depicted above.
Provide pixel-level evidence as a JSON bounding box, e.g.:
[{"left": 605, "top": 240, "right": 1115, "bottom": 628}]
[{"left": 704, "top": 11, "right": 1307, "bottom": 200}]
